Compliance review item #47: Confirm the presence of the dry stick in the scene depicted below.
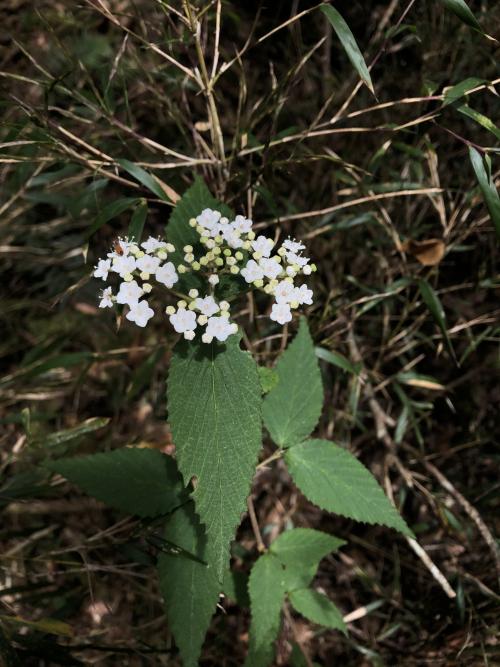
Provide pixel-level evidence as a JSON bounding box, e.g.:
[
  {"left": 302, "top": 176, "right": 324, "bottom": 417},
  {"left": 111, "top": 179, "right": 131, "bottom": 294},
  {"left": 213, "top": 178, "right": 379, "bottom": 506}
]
[
  {"left": 260, "top": 188, "right": 443, "bottom": 228},
  {"left": 346, "top": 328, "right": 457, "bottom": 599},
  {"left": 283, "top": 605, "right": 314, "bottom": 667},
  {"left": 247, "top": 496, "right": 265, "bottom": 553},
  {"left": 422, "top": 459, "right": 500, "bottom": 586}
]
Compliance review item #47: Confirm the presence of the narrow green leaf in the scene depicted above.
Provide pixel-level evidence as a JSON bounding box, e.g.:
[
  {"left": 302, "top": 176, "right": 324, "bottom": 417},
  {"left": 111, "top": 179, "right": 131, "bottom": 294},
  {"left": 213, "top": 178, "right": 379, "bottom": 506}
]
[
  {"left": 126, "top": 346, "right": 164, "bottom": 400},
  {"left": 315, "top": 346, "right": 359, "bottom": 375},
  {"left": 285, "top": 439, "right": 412, "bottom": 536},
  {"left": 127, "top": 199, "right": 148, "bottom": 243},
  {"left": 457, "top": 105, "right": 500, "bottom": 141},
  {"left": 41, "top": 417, "right": 109, "bottom": 448},
  {"left": 168, "top": 336, "right": 262, "bottom": 581},
  {"left": 263, "top": 318, "right": 323, "bottom": 447},
  {"left": 320, "top": 4, "right": 374, "bottom": 94},
  {"left": 86, "top": 197, "right": 140, "bottom": 238},
  {"left": 46, "top": 448, "right": 185, "bottom": 517},
  {"left": 245, "top": 553, "right": 286, "bottom": 667},
  {"left": 158, "top": 502, "right": 220, "bottom": 667},
  {"left": 289, "top": 588, "right": 346, "bottom": 633},
  {"left": 418, "top": 279, "right": 455, "bottom": 358},
  {"left": 117, "top": 158, "right": 172, "bottom": 202},
  {"left": 439, "top": 0, "right": 482, "bottom": 31},
  {"left": 442, "top": 77, "right": 485, "bottom": 107},
  {"left": 469, "top": 147, "right": 500, "bottom": 239}
]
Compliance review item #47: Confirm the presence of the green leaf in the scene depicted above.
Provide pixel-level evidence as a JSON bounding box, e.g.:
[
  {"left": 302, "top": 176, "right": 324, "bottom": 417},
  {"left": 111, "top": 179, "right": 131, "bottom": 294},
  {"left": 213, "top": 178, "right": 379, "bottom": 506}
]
[
  {"left": 245, "top": 553, "right": 286, "bottom": 667},
  {"left": 270, "top": 527, "right": 345, "bottom": 591},
  {"left": 320, "top": 4, "right": 374, "bottom": 94},
  {"left": 86, "top": 197, "right": 140, "bottom": 238},
  {"left": 418, "top": 279, "right": 455, "bottom": 359},
  {"left": 439, "top": 0, "right": 482, "bottom": 31},
  {"left": 40, "top": 417, "right": 109, "bottom": 448},
  {"left": 457, "top": 105, "right": 500, "bottom": 141},
  {"left": 285, "top": 439, "right": 412, "bottom": 536},
  {"left": 442, "top": 78, "right": 485, "bottom": 107},
  {"left": 289, "top": 588, "right": 346, "bottom": 633},
  {"left": 258, "top": 366, "right": 279, "bottom": 394},
  {"left": 270, "top": 528, "right": 345, "bottom": 572},
  {"left": 117, "top": 158, "right": 173, "bottom": 202},
  {"left": 168, "top": 336, "right": 262, "bottom": 581},
  {"left": 158, "top": 502, "right": 220, "bottom": 667},
  {"left": 469, "top": 147, "right": 500, "bottom": 239},
  {"left": 315, "top": 346, "right": 359, "bottom": 375},
  {"left": 263, "top": 318, "right": 323, "bottom": 447},
  {"left": 46, "top": 448, "right": 185, "bottom": 517},
  {"left": 127, "top": 199, "right": 148, "bottom": 243}
]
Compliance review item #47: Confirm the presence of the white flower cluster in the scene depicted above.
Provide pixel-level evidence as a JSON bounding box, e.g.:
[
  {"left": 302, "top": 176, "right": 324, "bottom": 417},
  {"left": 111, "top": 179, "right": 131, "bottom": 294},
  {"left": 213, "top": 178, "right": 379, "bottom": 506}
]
[{"left": 93, "top": 207, "right": 315, "bottom": 340}]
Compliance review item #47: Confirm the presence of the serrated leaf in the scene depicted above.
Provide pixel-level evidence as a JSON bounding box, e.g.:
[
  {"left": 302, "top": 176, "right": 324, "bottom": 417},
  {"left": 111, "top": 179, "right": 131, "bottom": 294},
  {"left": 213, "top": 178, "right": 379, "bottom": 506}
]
[
  {"left": 270, "top": 528, "right": 345, "bottom": 591},
  {"left": 263, "top": 318, "right": 323, "bottom": 447},
  {"left": 245, "top": 553, "right": 286, "bottom": 667},
  {"left": 289, "top": 588, "right": 346, "bottom": 633},
  {"left": 439, "top": 0, "right": 482, "bottom": 31},
  {"left": 168, "top": 336, "right": 262, "bottom": 581},
  {"left": 320, "top": 4, "right": 374, "bottom": 94},
  {"left": 127, "top": 199, "right": 148, "bottom": 243},
  {"left": 158, "top": 502, "right": 220, "bottom": 667},
  {"left": 270, "top": 528, "right": 345, "bottom": 571},
  {"left": 285, "top": 439, "right": 412, "bottom": 536},
  {"left": 46, "top": 448, "right": 185, "bottom": 517},
  {"left": 418, "top": 279, "right": 455, "bottom": 359},
  {"left": 469, "top": 147, "right": 500, "bottom": 240}
]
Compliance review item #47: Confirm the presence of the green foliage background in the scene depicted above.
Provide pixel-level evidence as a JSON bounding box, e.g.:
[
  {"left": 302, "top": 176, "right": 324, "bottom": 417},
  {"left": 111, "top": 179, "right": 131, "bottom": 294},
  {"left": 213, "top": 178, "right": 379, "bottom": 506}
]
[{"left": 0, "top": 0, "right": 499, "bottom": 665}]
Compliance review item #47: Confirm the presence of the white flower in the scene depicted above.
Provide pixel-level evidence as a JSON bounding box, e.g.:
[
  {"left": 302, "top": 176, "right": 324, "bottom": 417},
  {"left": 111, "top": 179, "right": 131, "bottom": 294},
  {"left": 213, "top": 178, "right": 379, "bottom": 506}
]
[
  {"left": 99, "top": 287, "right": 114, "bottom": 308},
  {"left": 94, "top": 259, "right": 111, "bottom": 280},
  {"left": 136, "top": 254, "right": 161, "bottom": 275},
  {"left": 241, "top": 259, "right": 264, "bottom": 283},
  {"left": 252, "top": 235, "right": 274, "bottom": 257},
  {"left": 184, "top": 330, "right": 196, "bottom": 341},
  {"left": 205, "top": 316, "right": 237, "bottom": 342},
  {"left": 126, "top": 300, "right": 154, "bottom": 327},
  {"left": 221, "top": 227, "right": 243, "bottom": 249},
  {"left": 274, "top": 279, "right": 296, "bottom": 303},
  {"left": 293, "top": 284, "right": 313, "bottom": 305},
  {"left": 286, "top": 251, "right": 309, "bottom": 268},
  {"left": 259, "top": 257, "right": 282, "bottom": 280},
  {"left": 232, "top": 215, "right": 253, "bottom": 234},
  {"left": 107, "top": 239, "right": 132, "bottom": 259},
  {"left": 156, "top": 262, "right": 178, "bottom": 288},
  {"left": 141, "top": 237, "right": 166, "bottom": 254},
  {"left": 282, "top": 238, "right": 305, "bottom": 253},
  {"left": 116, "top": 280, "right": 143, "bottom": 306},
  {"left": 270, "top": 302, "right": 293, "bottom": 325},
  {"left": 195, "top": 295, "right": 219, "bottom": 317},
  {"left": 169, "top": 308, "right": 197, "bottom": 334},
  {"left": 197, "top": 208, "right": 221, "bottom": 231},
  {"left": 111, "top": 254, "right": 137, "bottom": 278},
  {"left": 208, "top": 274, "right": 219, "bottom": 286}
]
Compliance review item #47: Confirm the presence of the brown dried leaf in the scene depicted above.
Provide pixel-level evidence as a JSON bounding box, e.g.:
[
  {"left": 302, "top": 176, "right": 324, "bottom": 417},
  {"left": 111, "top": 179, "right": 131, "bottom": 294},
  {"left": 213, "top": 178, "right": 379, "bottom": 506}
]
[{"left": 402, "top": 238, "right": 445, "bottom": 266}]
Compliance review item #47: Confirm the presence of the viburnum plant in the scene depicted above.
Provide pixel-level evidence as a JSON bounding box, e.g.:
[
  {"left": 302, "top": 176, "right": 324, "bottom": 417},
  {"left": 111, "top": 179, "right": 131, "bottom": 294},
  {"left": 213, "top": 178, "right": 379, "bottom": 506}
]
[{"left": 47, "top": 180, "right": 412, "bottom": 667}]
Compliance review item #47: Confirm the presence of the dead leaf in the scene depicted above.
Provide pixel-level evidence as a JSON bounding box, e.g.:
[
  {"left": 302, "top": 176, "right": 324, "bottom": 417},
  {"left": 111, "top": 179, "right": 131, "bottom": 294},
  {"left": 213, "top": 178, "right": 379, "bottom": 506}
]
[
  {"left": 152, "top": 175, "right": 180, "bottom": 204},
  {"left": 402, "top": 238, "right": 445, "bottom": 266}
]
